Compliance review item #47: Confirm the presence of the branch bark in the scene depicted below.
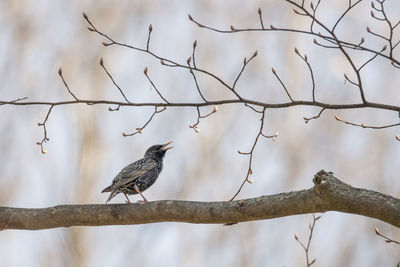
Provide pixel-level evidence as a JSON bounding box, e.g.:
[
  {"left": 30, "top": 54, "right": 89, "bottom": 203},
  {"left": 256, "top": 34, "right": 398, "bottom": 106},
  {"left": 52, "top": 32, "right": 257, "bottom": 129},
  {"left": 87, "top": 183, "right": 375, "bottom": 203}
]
[{"left": 0, "top": 170, "right": 399, "bottom": 230}]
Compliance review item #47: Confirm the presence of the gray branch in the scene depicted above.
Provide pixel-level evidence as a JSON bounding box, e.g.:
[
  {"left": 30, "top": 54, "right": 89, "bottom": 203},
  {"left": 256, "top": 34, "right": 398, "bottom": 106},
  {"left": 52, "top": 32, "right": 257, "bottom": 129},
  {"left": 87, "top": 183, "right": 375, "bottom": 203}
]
[{"left": 0, "top": 170, "right": 399, "bottom": 230}]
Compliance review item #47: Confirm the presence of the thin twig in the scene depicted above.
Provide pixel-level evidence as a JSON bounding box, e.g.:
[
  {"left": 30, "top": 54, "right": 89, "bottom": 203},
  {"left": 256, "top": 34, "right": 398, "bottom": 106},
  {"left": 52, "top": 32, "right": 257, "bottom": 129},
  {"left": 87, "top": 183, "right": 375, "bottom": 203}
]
[
  {"left": 344, "top": 73, "right": 359, "bottom": 87},
  {"left": 257, "top": 8, "right": 265, "bottom": 30},
  {"left": 189, "top": 68, "right": 207, "bottom": 102},
  {"left": 99, "top": 58, "right": 131, "bottom": 103},
  {"left": 122, "top": 106, "right": 166, "bottom": 136},
  {"left": 295, "top": 214, "right": 321, "bottom": 267},
  {"left": 312, "top": 38, "right": 340, "bottom": 49},
  {"left": 332, "top": 0, "right": 363, "bottom": 33},
  {"left": 375, "top": 227, "right": 400, "bottom": 245},
  {"left": 304, "top": 108, "right": 325, "bottom": 123},
  {"left": 36, "top": 105, "right": 54, "bottom": 154},
  {"left": 294, "top": 48, "right": 316, "bottom": 101},
  {"left": 187, "top": 13, "right": 400, "bottom": 67},
  {"left": 143, "top": 67, "right": 169, "bottom": 103},
  {"left": 334, "top": 115, "right": 400, "bottom": 129},
  {"left": 0, "top": 97, "right": 27, "bottom": 105},
  {"left": 369, "top": 0, "right": 396, "bottom": 58},
  {"left": 146, "top": 24, "right": 152, "bottom": 51},
  {"left": 285, "top": 0, "right": 368, "bottom": 103},
  {"left": 192, "top": 40, "right": 198, "bottom": 69},
  {"left": 232, "top": 50, "right": 258, "bottom": 92},
  {"left": 309, "top": 0, "right": 322, "bottom": 34},
  {"left": 108, "top": 105, "right": 121, "bottom": 112},
  {"left": 189, "top": 106, "right": 218, "bottom": 132},
  {"left": 358, "top": 45, "right": 386, "bottom": 71},
  {"left": 244, "top": 103, "right": 264, "bottom": 113},
  {"left": 58, "top": 68, "right": 79, "bottom": 101},
  {"left": 187, "top": 51, "right": 207, "bottom": 102},
  {"left": 230, "top": 107, "right": 277, "bottom": 201},
  {"left": 271, "top": 68, "right": 294, "bottom": 102},
  {"left": 84, "top": 13, "right": 242, "bottom": 99}
]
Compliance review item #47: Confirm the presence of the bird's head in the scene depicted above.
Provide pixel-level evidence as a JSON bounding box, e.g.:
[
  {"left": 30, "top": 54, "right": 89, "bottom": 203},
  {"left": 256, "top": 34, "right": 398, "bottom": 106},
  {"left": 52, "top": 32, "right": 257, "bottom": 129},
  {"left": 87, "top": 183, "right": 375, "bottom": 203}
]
[{"left": 144, "top": 141, "right": 174, "bottom": 158}]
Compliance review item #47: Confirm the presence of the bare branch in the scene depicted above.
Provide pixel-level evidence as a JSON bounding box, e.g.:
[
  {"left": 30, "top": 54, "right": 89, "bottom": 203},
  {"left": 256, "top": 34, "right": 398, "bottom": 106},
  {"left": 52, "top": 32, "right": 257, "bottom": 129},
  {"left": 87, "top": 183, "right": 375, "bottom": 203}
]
[
  {"left": 358, "top": 45, "right": 387, "bottom": 71},
  {"left": 0, "top": 99, "right": 399, "bottom": 112},
  {"left": 0, "top": 171, "right": 399, "bottom": 230},
  {"left": 295, "top": 214, "right": 321, "bottom": 266},
  {"left": 58, "top": 68, "right": 79, "bottom": 101},
  {"left": 187, "top": 48, "right": 207, "bottom": 102},
  {"left": 0, "top": 97, "right": 27, "bottom": 106},
  {"left": 108, "top": 105, "right": 121, "bottom": 112},
  {"left": 332, "top": 0, "right": 363, "bottom": 33},
  {"left": 143, "top": 67, "right": 169, "bottom": 103},
  {"left": 260, "top": 131, "right": 278, "bottom": 139},
  {"left": 294, "top": 48, "right": 316, "bottom": 101},
  {"left": 231, "top": 107, "right": 269, "bottom": 201},
  {"left": 285, "top": 0, "right": 368, "bottom": 103},
  {"left": 99, "top": 58, "right": 131, "bottom": 103},
  {"left": 304, "top": 108, "right": 325, "bottom": 123},
  {"left": 146, "top": 24, "right": 152, "bottom": 51},
  {"left": 393, "top": 40, "right": 400, "bottom": 50},
  {"left": 344, "top": 73, "right": 359, "bottom": 87},
  {"left": 192, "top": 40, "right": 198, "bottom": 69},
  {"left": 244, "top": 103, "right": 264, "bottom": 113},
  {"left": 84, "top": 9, "right": 400, "bottom": 110},
  {"left": 187, "top": 10, "right": 400, "bottom": 67},
  {"left": 83, "top": 12, "right": 115, "bottom": 45},
  {"left": 188, "top": 68, "right": 207, "bottom": 102},
  {"left": 85, "top": 13, "right": 240, "bottom": 99},
  {"left": 271, "top": 67, "right": 294, "bottom": 102},
  {"left": 369, "top": 0, "right": 397, "bottom": 58},
  {"left": 334, "top": 115, "right": 400, "bottom": 129},
  {"left": 36, "top": 105, "right": 54, "bottom": 154},
  {"left": 375, "top": 227, "right": 400, "bottom": 245},
  {"left": 122, "top": 106, "right": 166, "bottom": 136},
  {"left": 257, "top": 8, "right": 265, "bottom": 30},
  {"left": 367, "top": 26, "right": 389, "bottom": 41},
  {"left": 309, "top": 0, "right": 322, "bottom": 34},
  {"left": 313, "top": 38, "right": 340, "bottom": 49},
  {"left": 189, "top": 106, "right": 218, "bottom": 132},
  {"left": 232, "top": 50, "right": 258, "bottom": 91}
]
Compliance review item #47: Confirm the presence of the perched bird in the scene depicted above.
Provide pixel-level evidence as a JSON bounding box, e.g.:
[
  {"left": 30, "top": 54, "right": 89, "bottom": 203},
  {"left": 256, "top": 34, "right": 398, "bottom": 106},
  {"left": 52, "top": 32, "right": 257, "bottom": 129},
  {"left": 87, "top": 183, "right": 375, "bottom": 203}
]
[{"left": 101, "top": 141, "right": 173, "bottom": 203}]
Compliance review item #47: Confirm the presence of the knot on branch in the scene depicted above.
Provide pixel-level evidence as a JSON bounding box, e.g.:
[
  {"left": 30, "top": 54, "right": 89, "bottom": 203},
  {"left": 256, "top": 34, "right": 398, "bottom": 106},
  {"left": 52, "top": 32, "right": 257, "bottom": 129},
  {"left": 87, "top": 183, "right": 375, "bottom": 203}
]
[
  {"left": 312, "top": 169, "right": 330, "bottom": 185},
  {"left": 312, "top": 170, "right": 352, "bottom": 203}
]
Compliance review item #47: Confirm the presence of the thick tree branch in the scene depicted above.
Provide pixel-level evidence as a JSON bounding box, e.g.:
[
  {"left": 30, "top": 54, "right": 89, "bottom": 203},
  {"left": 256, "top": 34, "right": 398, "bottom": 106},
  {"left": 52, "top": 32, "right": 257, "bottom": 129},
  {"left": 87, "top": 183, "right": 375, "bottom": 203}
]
[{"left": 0, "top": 170, "right": 399, "bottom": 230}]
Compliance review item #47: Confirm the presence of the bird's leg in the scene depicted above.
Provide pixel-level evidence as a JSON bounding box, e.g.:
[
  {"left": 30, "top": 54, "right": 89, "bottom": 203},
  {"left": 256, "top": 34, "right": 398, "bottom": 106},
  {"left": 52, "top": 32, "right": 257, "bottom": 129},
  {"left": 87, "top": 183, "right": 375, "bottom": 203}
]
[
  {"left": 133, "top": 185, "right": 148, "bottom": 202},
  {"left": 123, "top": 193, "right": 131, "bottom": 203}
]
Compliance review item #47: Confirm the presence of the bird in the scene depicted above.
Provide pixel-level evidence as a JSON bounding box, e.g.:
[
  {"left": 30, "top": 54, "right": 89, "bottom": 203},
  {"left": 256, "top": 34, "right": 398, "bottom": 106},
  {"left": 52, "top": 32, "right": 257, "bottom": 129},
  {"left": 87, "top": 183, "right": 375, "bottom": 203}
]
[{"left": 101, "top": 141, "right": 173, "bottom": 203}]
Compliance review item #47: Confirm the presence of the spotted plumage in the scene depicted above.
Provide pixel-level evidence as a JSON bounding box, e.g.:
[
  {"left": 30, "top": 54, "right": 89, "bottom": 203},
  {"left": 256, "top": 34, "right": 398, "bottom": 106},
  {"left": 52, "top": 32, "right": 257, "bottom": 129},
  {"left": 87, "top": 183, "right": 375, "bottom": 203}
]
[{"left": 101, "top": 141, "right": 173, "bottom": 203}]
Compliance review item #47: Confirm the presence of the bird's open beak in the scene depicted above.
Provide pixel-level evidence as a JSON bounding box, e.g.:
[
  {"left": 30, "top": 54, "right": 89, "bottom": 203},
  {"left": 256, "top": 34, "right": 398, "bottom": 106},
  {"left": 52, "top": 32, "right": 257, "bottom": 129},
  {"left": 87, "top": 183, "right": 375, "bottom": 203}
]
[{"left": 161, "top": 141, "right": 174, "bottom": 151}]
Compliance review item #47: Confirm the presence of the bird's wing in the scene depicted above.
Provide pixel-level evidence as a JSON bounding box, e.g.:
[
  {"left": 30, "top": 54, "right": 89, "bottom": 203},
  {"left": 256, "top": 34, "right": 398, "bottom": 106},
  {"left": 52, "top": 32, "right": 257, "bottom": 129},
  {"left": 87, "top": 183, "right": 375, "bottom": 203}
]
[{"left": 113, "top": 158, "right": 157, "bottom": 188}]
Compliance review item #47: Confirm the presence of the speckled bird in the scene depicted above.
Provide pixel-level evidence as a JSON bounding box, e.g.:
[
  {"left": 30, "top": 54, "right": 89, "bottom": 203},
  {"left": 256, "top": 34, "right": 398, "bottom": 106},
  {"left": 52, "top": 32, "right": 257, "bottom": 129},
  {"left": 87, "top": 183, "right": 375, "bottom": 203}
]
[{"left": 101, "top": 141, "right": 173, "bottom": 203}]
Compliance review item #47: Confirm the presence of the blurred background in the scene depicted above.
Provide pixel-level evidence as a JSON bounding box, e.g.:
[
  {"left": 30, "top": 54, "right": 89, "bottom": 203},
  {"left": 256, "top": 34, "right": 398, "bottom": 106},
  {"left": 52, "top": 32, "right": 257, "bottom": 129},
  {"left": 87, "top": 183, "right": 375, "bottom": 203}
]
[{"left": 0, "top": 0, "right": 399, "bottom": 266}]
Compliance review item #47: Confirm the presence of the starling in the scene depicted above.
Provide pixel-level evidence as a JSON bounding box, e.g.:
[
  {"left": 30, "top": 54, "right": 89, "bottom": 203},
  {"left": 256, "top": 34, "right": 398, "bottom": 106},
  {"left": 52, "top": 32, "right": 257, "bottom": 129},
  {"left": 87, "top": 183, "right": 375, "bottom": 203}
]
[{"left": 101, "top": 141, "right": 173, "bottom": 203}]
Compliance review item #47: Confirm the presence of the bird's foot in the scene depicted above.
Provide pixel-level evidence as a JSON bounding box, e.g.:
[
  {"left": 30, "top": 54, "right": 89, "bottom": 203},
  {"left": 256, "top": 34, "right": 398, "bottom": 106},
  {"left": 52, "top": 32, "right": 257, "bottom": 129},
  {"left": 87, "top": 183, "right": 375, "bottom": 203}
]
[{"left": 123, "top": 193, "right": 131, "bottom": 203}]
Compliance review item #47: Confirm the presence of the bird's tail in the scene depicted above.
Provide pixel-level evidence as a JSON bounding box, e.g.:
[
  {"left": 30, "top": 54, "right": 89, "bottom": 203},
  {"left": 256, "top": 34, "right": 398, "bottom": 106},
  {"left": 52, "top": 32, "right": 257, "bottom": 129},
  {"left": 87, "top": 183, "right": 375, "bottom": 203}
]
[
  {"left": 101, "top": 185, "right": 112, "bottom": 193},
  {"left": 105, "top": 190, "right": 119, "bottom": 203},
  {"left": 101, "top": 185, "right": 117, "bottom": 203}
]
